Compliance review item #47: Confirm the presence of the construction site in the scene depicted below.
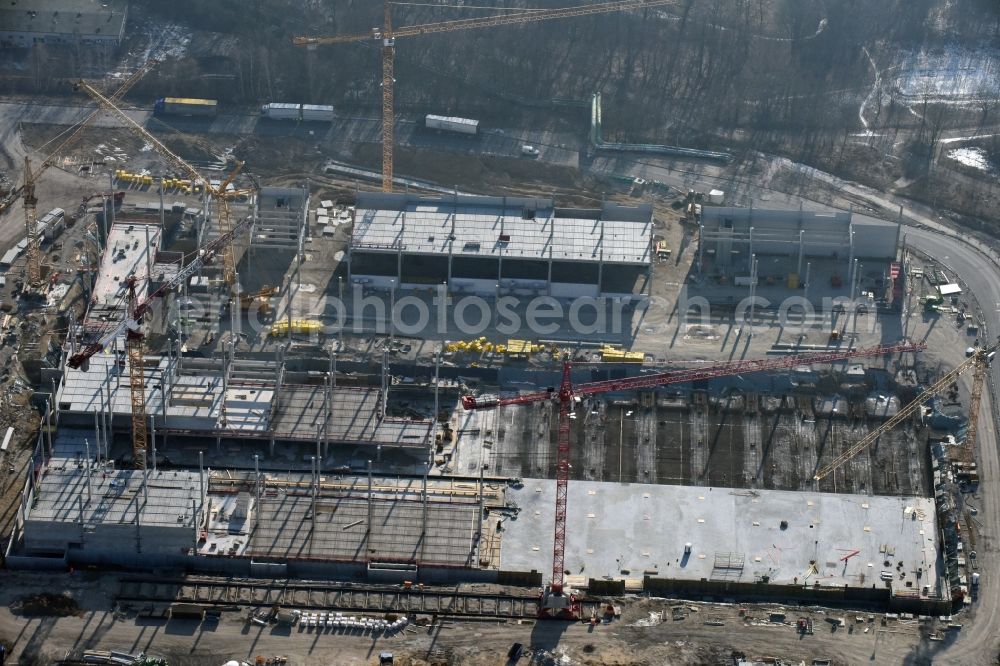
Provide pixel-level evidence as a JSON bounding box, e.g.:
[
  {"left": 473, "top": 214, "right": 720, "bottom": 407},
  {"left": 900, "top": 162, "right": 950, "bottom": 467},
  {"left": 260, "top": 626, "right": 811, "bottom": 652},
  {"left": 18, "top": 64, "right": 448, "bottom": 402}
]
[{"left": 0, "top": 2, "right": 997, "bottom": 665}]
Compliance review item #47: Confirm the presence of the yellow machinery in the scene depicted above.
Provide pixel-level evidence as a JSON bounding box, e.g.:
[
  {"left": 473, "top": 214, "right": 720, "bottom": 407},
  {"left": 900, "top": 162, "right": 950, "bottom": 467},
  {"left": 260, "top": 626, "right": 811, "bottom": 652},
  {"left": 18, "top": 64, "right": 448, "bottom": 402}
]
[
  {"left": 76, "top": 80, "right": 249, "bottom": 289},
  {"left": 270, "top": 320, "right": 322, "bottom": 337},
  {"left": 294, "top": 0, "right": 677, "bottom": 192},
  {"left": 240, "top": 284, "right": 278, "bottom": 314},
  {"left": 600, "top": 345, "right": 644, "bottom": 363}
]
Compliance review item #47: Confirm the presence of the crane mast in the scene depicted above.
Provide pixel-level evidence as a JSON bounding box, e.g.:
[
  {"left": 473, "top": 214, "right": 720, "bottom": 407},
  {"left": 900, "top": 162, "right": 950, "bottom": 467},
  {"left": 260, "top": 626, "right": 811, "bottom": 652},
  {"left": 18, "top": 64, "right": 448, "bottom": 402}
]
[
  {"left": 381, "top": 3, "right": 395, "bottom": 193},
  {"left": 294, "top": 0, "right": 678, "bottom": 192},
  {"left": 462, "top": 341, "right": 924, "bottom": 618},
  {"left": 125, "top": 277, "right": 148, "bottom": 469},
  {"left": 22, "top": 156, "right": 42, "bottom": 288}
]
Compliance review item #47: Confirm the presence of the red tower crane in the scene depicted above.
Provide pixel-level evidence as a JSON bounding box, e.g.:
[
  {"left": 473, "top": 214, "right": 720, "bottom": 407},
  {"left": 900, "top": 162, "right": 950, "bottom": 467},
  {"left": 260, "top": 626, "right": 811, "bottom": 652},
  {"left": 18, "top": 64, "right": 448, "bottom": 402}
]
[{"left": 461, "top": 341, "right": 924, "bottom": 619}]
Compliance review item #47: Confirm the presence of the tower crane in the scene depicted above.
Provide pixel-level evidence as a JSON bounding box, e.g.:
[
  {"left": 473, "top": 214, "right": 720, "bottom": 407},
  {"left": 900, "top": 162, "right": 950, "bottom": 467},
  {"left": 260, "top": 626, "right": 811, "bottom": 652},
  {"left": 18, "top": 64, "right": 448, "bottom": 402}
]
[
  {"left": 461, "top": 341, "right": 925, "bottom": 619},
  {"left": 66, "top": 214, "right": 256, "bottom": 468},
  {"left": 75, "top": 80, "right": 249, "bottom": 289},
  {"left": 294, "top": 0, "right": 677, "bottom": 192},
  {"left": 5, "top": 60, "right": 157, "bottom": 288},
  {"left": 813, "top": 342, "right": 998, "bottom": 481}
]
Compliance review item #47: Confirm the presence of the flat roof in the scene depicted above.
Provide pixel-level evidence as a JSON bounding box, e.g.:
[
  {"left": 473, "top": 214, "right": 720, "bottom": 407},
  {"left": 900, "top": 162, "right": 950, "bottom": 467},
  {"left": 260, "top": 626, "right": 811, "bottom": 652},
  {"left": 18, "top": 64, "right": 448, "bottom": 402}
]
[
  {"left": 353, "top": 193, "right": 651, "bottom": 265},
  {"left": 250, "top": 491, "right": 480, "bottom": 566},
  {"left": 86, "top": 222, "right": 161, "bottom": 325},
  {"left": 502, "top": 480, "right": 940, "bottom": 594},
  {"left": 28, "top": 455, "right": 199, "bottom": 530}
]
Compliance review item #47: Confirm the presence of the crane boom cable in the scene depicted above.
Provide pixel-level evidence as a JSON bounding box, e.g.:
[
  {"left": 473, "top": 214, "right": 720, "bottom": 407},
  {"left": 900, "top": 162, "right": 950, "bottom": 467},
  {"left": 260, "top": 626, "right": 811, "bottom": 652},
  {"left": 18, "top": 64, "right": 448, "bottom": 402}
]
[{"left": 812, "top": 343, "right": 998, "bottom": 481}]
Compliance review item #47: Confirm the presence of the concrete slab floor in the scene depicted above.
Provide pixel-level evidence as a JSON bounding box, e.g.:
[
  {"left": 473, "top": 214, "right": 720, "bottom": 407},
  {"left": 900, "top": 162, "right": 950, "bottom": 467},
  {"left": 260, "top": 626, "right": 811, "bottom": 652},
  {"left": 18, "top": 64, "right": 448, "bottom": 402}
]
[{"left": 501, "top": 479, "right": 940, "bottom": 595}]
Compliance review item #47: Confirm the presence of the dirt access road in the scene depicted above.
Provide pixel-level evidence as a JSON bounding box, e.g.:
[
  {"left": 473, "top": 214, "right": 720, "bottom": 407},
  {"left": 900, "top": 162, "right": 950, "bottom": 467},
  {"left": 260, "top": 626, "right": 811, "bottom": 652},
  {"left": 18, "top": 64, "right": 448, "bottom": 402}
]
[{"left": 0, "top": 572, "right": 950, "bottom": 666}]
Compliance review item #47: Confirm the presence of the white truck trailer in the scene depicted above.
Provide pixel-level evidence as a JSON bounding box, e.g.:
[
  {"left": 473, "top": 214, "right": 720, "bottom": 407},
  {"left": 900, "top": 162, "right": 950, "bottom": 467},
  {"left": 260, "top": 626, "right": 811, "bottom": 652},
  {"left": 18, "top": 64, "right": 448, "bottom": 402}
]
[
  {"left": 261, "top": 103, "right": 301, "bottom": 120},
  {"left": 261, "top": 103, "right": 335, "bottom": 122},
  {"left": 425, "top": 114, "right": 479, "bottom": 135},
  {"left": 300, "top": 104, "right": 335, "bottom": 122}
]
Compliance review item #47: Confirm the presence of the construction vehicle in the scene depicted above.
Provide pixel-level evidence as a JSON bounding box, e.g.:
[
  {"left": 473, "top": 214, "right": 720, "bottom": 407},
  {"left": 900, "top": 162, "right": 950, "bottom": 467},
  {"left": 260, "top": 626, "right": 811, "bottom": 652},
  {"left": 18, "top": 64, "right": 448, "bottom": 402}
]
[
  {"left": 76, "top": 80, "right": 251, "bottom": 290},
  {"left": 240, "top": 284, "right": 278, "bottom": 314},
  {"left": 294, "top": 0, "right": 678, "bottom": 192},
  {"left": 66, "top": 213, "right": 255, "bottom": 469},
  {"left": 813, "top": 342, "right": 998, "bottom": 481},
  {"left": 461, "top": 342, "right": 924, "bottom": 618}
]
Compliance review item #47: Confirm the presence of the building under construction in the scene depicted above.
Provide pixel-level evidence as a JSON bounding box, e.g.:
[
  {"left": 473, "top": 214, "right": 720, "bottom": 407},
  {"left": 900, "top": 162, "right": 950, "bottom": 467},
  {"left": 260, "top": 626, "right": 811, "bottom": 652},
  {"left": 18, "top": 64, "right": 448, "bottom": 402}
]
[
  {"left": 349, "top": 192, "right": 653, "bottom": 298},
  {"left": 0, "top": 179, "right": 961, "bottom": 615}
]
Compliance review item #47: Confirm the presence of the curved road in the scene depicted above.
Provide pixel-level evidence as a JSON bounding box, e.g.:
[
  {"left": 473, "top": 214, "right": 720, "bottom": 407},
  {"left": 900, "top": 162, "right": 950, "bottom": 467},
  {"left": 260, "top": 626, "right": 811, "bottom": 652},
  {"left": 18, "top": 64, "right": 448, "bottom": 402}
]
[{"left": 904, "top": 228, "right": 1000, "bottom": 665}]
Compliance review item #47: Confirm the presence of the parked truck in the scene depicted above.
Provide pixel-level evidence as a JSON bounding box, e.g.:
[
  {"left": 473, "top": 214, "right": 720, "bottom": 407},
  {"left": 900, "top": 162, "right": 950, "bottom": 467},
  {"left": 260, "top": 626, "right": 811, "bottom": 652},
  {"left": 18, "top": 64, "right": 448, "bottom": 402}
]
[
  {"left": 260, "top": 102, "right": 300, "bottom": 120},
  {"left": 154, "top": 97, "right": 218, "bottom": 116},
  {"left": 300, "top": 104, "right": 335, "bottom": 122},
  {"left": 425, "top": 114, "right": 479, "bottom": 135},
  {"left": 260, "top": 103, "right": 335, "bottom": 122}
]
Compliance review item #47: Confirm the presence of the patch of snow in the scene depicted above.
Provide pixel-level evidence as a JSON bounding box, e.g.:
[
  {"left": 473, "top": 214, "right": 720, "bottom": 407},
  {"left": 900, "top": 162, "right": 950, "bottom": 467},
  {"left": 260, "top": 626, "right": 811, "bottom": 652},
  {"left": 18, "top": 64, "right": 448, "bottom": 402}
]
[{"left": 947, "top": 147, "right": 993, "bottom": 171}]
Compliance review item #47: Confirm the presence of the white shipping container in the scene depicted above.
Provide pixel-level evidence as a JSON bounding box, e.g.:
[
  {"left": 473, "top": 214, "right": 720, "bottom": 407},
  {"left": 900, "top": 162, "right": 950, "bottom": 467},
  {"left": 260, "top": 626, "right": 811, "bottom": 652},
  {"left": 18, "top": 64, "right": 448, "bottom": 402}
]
[
  {"left": 261, "top": 103, "right": 301, "bottom": 120},
  {"left": 301, "top": 104, "right": 335, "bottom": 122},
  {"left": 425, "top": 114, "right": 479, "bottom": 135}
]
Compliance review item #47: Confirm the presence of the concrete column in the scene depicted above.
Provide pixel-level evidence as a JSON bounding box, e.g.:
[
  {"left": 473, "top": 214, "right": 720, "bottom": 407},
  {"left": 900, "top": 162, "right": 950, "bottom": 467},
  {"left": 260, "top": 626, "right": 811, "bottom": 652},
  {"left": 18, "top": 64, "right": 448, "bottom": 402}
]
[
  {"left": 748, "top": 255, "right": 758, "bottom": 336},
  {"left": 310, "top": 455, "right": 317, "bottom": 542},
  {"left": 804, "top": 262, "right": 812, "bottom": 304},
  {"left": 851, "top": 258, "right": 860, "bottom": 300},
  {"left": 133, "top": 491, "right": 142, "bottom": 554},
  {"left": 476, "top": 462, "right": 485, "bottom": 554},
  {"left": 797, "top": 230, "right": 805, "bottom": 275},
  {"left": 337, "top": 277, "right": 344, "bottom": 350},
  {"left": 389, "top": 279, "right": 396, "bottom": 346},
  {"left": 198, "top": 451, "right": 205, "bottom": 513},
  {"left": 253, "top": 454, "right": 260, "bottom": 536},
  {"left": 142, "top": 450, "right": 149, "bottom": 503},
  {"left": 847, "top": 227, "right": 855, "bottom": 280},
  {"left": 44, "top": 400, "right": 52, "bottom": 459},
  {"left": 93, "top": 411, "right": 103, "bottom": 465},
  {"left": 366, "top": 459, "right": 374, "bottom": 545},
  {"left": 83, "top": 438, "right": 93, "bottom": 506},
  {"left": 144, "top": 224, "right": 153, "bottom": 284},
  {"left": 433, "top": 348, "right": 440, "bottom": 462},
  {"left": 420, "top": 471, "right": 428, "bottom": 561},
  {"left": 598, "top": 221, "right": 605, "bottom": 294},
  {"left": 748, "top": 227, "right": 754, "bottom": 269},
  {"left": 150, "top": 414, "right": 156, "bottom": 473},
  {"left": 78, "top": 495, "right": 85, "bottom": 542},
  {"left": 380, "top": 349, "right": 389, "bottom": 420},
  {"left": 192, "top": 498, "right": 199, "bottom": 550},
  {"left": 51, "top": 378, "right": 59, "bottom": 428}
]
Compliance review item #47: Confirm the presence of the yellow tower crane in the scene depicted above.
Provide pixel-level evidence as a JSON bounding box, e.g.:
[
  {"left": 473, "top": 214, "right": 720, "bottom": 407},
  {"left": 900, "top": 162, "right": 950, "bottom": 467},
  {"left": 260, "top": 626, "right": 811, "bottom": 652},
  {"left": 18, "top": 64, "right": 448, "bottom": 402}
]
[
  {"left": 294, "top": 0, "right": 677, "bottom": 192},
  {"left": 75, "top": 80, "right": 249, "bottom": 289},
  {"left": 5, "top": 60, "right": 157, "bottom": 288},
  {"left": 73, "top": 78, "right": 253, "bottom": 468},
  {"left": 813, "top": 343, "right": 998, "bottom": 482}
]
